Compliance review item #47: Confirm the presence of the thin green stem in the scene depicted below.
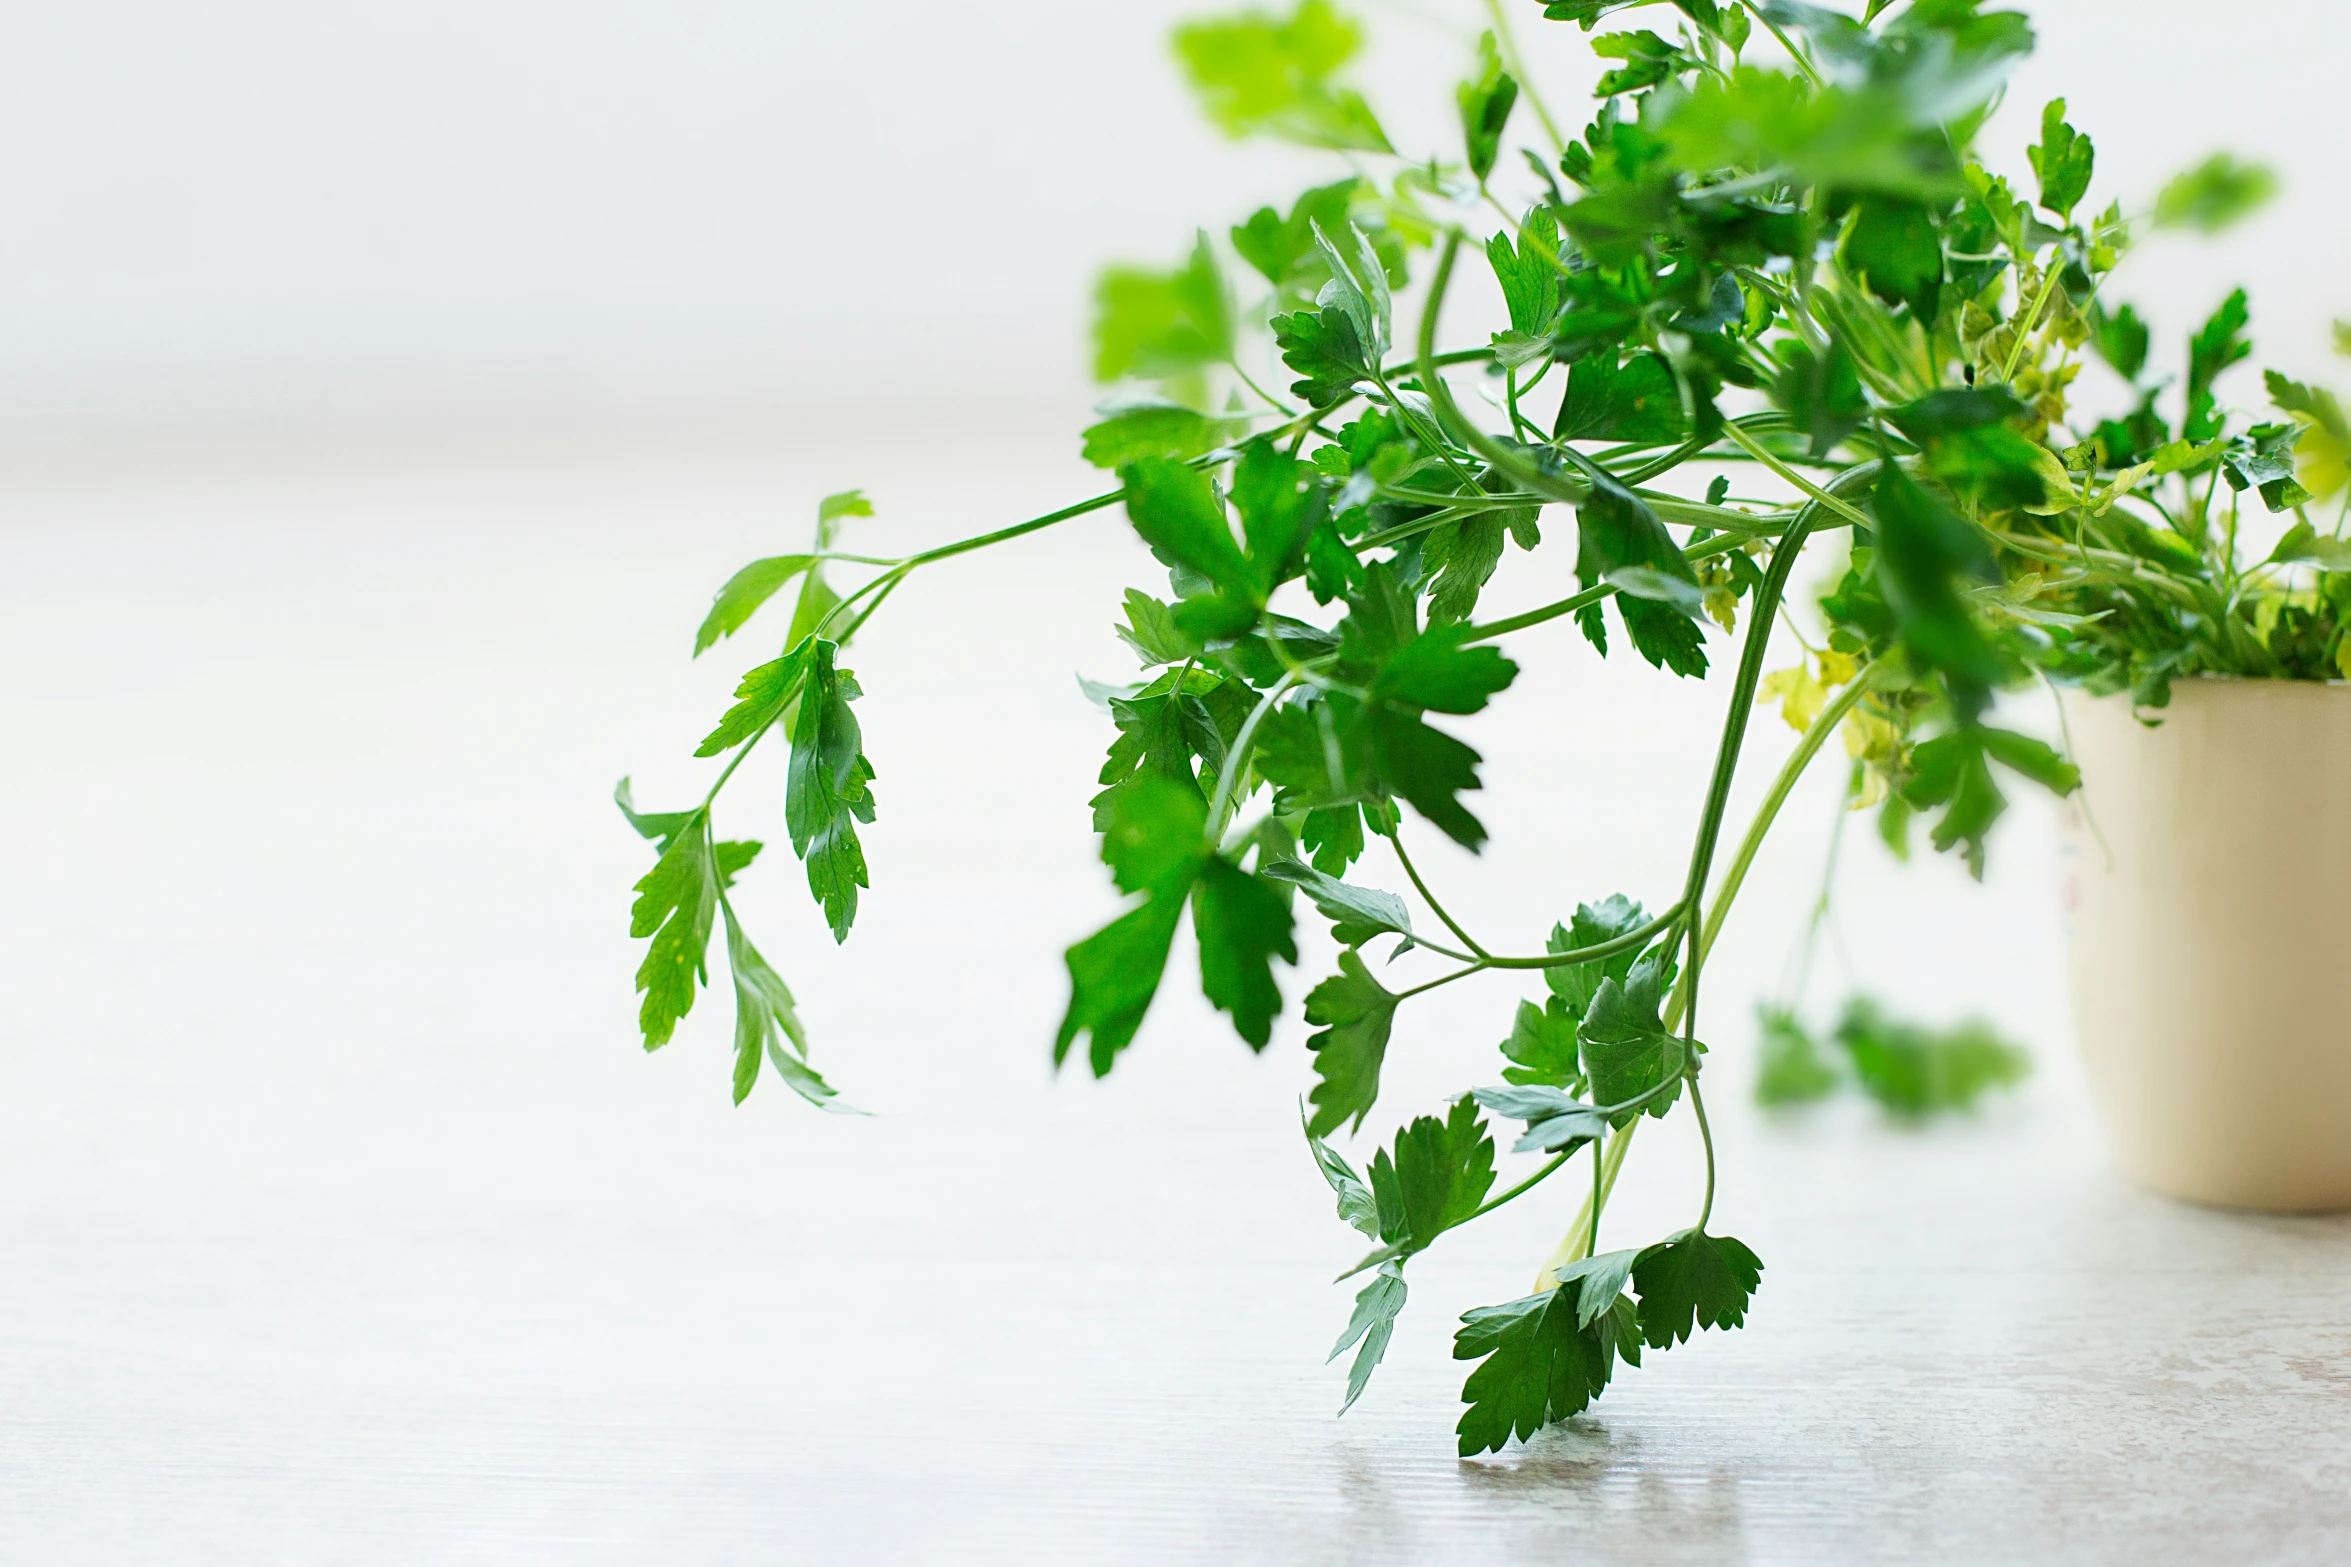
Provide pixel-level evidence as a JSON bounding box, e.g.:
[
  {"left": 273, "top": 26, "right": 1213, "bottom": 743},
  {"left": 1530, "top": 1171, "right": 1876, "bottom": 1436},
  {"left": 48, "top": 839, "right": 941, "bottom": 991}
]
[
  {"left": 1721, "top": 421, "right": 1877, "bottom": 531},
  {"left": 1476, "top": 904, "right": 1684, "bottom": 971},
  {"left": 1231, "top": 359, "right": 1299, "bottom": 417},
  {"left": 1203, "top": 669, "right": 1301, "bottom": 837},
  {"left": 1742, "top": 0, "right": 1825, "bottom": 86},
  {"left": 1587, "top": 1139, "right": 1602, "bottom": 1258},
  {"left": 1461, "top": 534, "right": 1757, "bottom": 645},
  {"left": 1690, "top": 1077, "right": 1717, "bottom": 1231},
  {"left": 1999, "top": 263, "right": 2067, "bottom": 385},
  {"left": 1396, "top": 964, "right": 1484, "bottom": 1002},
  {"left": 1392, "top": 832, "right": 1491, "bottom": 960}
]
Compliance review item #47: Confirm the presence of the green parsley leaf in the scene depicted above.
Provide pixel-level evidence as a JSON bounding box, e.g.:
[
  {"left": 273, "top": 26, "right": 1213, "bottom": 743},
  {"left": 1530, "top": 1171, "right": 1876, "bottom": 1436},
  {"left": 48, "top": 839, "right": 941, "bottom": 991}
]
[
  {"left": 630, "top": 817, "right": 717, "bottom": 1050},
  {"left": 1271, "top": 303, "right": 1374, "bottom": 406},
  {"left": 1309, "top": 220, "right": 1393, "bottom": 365},
  {"left": 1631, "top": 1227, "right": 1763, "bottom": 1348},
  {"left": 1500, "top": 997, "right": 1585, "bottom": 1088},
  {"left": 784, "top": 640, "right": 878, "bottom": 942},
  {"left": 1422, "top": 514, "right": 1509, "bottom": 626},
  {"left": 2153, "top": 153, "right": 2276, "bottom": 234},
  {"left": 1869, "top": 465, "right": 2001, "bottom": 719},
  {"left": 1260, "top": 859, "right": 1413, "bottom": 947},
  {"left": 1373, "top": 624, "right": 1519, "bottom": 714},
  {"left": 1093, "top": 232, "right": 1234, "bottom": 383},
  {"left": 1056, "top": 892, "right": 1189, "bottom": 1077},
  {"left": 1543, "top": 894, "right": 1651, "bottom": 1017},
  {"left": 1453, "top": 1269, "right": 1634, "bottom": 1456},
  {"left": 1122, "top": 456, "right": 1253, "bottom": 594},
  {"left": 1841, "top": 195, "right": 1942, "bottom": 323},
  {"left": 695, "top": 638, "right": 815, "bottom": 758},
  {"left": 1753, "top": 1003, "right": 1840, "bottom": 1105},
  {"left": 1469, "top": 1084, "right": 1610, "bottom": 1154},
  {"left": 1555, "top": 350, "right": 1686, "bottom": 444},
  {"left": 1330, "top": 1262, "right": 1407, "bottom": 1413},
  {"left": 614, "top": 777, "right": 701, "bottom": 854},
  {"left": 1771, "top": 339, "right": 1866, "bottom": 458},
  {"left": 1367, "top": 704, "right": 1493, "bottom": 851},
  {"left": 1192, "top": 859, "right": 1299, "bottom": 1048},
  {"left": 1081, "top": 404, "right": 1246, "bottom": 469},
  {"left": 2185, "top": 288, "right": 2253, "bottom": 443},
  {"left": 2088, "top": 301, "right": 2151, "bottom": 383},
  {"left": 1457, "top": 32, "right": 1518, "bottom": 183},
  {"left": 1305, "top": 1110, "right": 1383, "bottom": 1237},
  {"left": 1301, "top": 950, "right": 1400, "bottom": 1136},
  {"left": 1173, "top": 0, "right": 1393, "bottom": 153},
  {"left": 1487, "top": 207, "right": 1562, "bottom": 339},
  {"left": 1579, "top": 949, "right": 1687, "bottom": 1117},
  {"left": 1370, "top": 1098, "right": 1497, "bottom": 1251},
  {"left": 1115, "top": 588, "right": 1199, "bottom": 668},
  {"left": 721, "top": 904, "right": 847, "bottom": 1111},
  {"left": 1574, "top": 473, "right": 1707, "bottom": 677},
  {"left": 2025, "top": 98, "right": 2093, "bottom": 219},
  {"left": 1833, "top": 995, "right": 2030, "bottom": 1115},
  {"left": 694, "top": 555, "right": 816, "bottom": 656}
]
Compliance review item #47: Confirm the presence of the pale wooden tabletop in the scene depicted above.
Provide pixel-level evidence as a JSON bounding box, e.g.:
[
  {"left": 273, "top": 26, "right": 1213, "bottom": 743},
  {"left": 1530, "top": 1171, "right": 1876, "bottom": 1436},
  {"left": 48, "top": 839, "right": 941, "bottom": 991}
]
[{"left": 6, "top": 438, "right": 2346, "bottom": 1564}]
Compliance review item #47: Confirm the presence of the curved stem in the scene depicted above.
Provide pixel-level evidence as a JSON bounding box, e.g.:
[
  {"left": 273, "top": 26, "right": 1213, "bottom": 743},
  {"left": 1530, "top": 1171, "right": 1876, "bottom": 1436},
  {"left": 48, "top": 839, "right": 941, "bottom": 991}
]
[
  {"left": 1476, "top": 903, "right": 1684, "bottom": 971},
  {"left": 1391, "top": 832, "right": 1491, "bottom": 960}
]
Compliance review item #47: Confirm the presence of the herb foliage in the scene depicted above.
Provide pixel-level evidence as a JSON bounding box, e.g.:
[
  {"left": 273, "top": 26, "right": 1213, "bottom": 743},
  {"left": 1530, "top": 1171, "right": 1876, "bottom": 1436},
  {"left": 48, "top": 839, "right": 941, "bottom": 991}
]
[{"left": 619, "top": 0, "right": 2330, "bottom": 1450}]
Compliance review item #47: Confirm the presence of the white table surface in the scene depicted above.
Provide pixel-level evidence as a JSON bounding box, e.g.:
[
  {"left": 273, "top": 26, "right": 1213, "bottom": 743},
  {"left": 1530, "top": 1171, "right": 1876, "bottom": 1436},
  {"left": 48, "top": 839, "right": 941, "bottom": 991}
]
[{"left": 5, "top": 433, "right": 2347, "bottom": 1564}]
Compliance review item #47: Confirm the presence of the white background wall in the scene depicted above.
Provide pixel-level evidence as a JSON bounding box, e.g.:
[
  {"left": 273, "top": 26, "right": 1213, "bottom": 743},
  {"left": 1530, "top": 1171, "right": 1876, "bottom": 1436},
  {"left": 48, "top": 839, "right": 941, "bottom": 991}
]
[{"left": 0, "top": 0, "right": 2342, "bottom": 439}]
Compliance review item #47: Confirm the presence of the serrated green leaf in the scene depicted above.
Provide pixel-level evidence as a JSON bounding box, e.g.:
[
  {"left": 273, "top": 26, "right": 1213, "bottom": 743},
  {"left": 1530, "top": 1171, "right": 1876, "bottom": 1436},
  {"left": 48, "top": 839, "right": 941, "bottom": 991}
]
[
  {"left": 1271, "top": 304, "right": 1373, "bottom": 407},
  {"left": 784, "top": 640, "right": 877, "bottom": 943},
  {"left": 614, "top": 778, "right": 701, "bottom": 854},
  {"left": 1054, "top": 891, "right": 1189, "bottom": 1077},
  {"left": 1306, "top": 1110, "right": 1383, "bottom": 1238},
  {"left": 1543, "top": 894, "right": 1650, "bottom": 1018},
  {"left": 1081, "top": 404, "right": 1245, "bottom": 469},
  {"left": 1579, "top": 949, "right": 1686, "bottom": 1116},
  {"left": 1330, "top": 1262, "right": 1407, "bottom": 1414},
  {"left": 1093, "top": 232, "right": 1234, "bottom": 383},
  {"left": 1122, "top": 456, "right": 1252, "bottom": 598},
  {"left": 1193, "top": 859, "right": 1298, "bottom": 1049},
  {"left": 2026, "top": 98, "right": 2093, "bottom": 220},
  {"left": 1457, "top": 32, "right": 1517, "bottom": 182},
  {"left": 695, "top": 639, "right": 815, "bottom": 758},
  {"left": 1370, "top": 1098, "right": 1496, "bottom": 1251},
  {"left": 630, "top": 819, "right": 716, "bottom": 1050},
  {"left": 722, "top": 904, "right": 848, "bottom": 1112},
  {"left": 1487, "top": 208, "right": 1561, "bottom": 339},
  {"left": 1452, "top": 1268, "right": 1631, "bottom": 1456},
  {"left": 694, "top": 555, "right": 816, "bottom": 656},
  {"left": 1367, "top": 705, "right": 1491, "bottom": 851},
  {"left": 1500, "top": 996, "right": 1584, "bottom": 1088},
  {"left": 1374, "top": 624, "right": 1519, "bottom": 714},
  {"left": 1260, "top": 859, "right": 1413, "bottom": 947},
  {"left": 1631, "top": 1228, "right": 1763, "bottom": 1348},
  {"left": 1301, "top": 949, "right": 1399, "bottom": 1136}
]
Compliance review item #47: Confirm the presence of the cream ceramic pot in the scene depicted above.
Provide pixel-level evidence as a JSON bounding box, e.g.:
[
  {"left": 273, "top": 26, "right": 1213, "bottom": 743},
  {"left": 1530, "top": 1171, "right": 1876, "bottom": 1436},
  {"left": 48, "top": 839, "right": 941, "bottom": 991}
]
[{"left": 2061, "top": 677, "right": 2351, "bottom": 1211}]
